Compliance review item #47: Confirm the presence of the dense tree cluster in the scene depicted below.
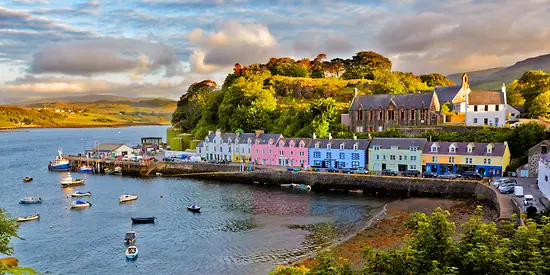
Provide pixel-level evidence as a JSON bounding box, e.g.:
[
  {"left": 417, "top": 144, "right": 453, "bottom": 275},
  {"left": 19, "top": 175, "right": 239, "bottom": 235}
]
[
  {"left": 419, "top": 73, "right": 456, "bottom": 87},
  {"left": 507, "top": 70, "right": 550, "bottom": 118}
]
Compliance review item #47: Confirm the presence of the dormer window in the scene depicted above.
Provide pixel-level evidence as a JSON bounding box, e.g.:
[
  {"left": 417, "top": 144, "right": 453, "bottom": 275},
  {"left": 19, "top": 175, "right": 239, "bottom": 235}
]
[
  {"left": 327, "top": 144, "right": 332, "bottom": 149},
  {"left": 315, "top": 143, "right": 319, "bottom": 149},
  {"left": 487, "top": 147, "right": 492, "bottom": 153},
  {"left": 279, "top": 141, "right": 283, "bottom": 148},
  {"left": 299, "top": 142, "right": 304, "bottom": 148},
  {"left": 449, "top": 144, "right": 456, "bottom": 153},
  {"left": 431, "top": 144, "right": 438, "bottom": 152},
  {"left": 353, "top": 144, "right": 358, "bottom": 150},
  {"left": 340, "top": 144, "right": 345, "bottom": 150},
  {"left": 373, "top": 145, "right": 380, "bottom": 151},
  {"left": 409, "top": 147, "right": 417, "bottom": 152}
]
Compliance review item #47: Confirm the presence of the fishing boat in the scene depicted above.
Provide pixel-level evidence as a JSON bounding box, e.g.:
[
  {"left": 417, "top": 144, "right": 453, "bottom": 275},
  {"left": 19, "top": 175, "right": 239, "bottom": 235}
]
[
  {"left": 131, "top": 217, "right": 155, "bottom": 224},
  {"left": 60, "top": 173, "right": 85, "bottom": 187},
  {"left": 19, "top": 197, "right": 42, "bottom": 204},
  {"left": 23, "top": 177, "right": 33, "bottom": 183},
  {"left": 70, "top": 200, "right": 91, "bottom": 209},
  {"left": 48, "top": 149, "right": 70, "bottom": 171},
  {"left": 187, "top": 204, "right": 201, "bottom": 213},
  {"left": 78, "top": 165, "right": 94, "bottom": 174},
  {"left": 125, "top": 246, "right": 138, "bottom": 259},
  {"left": 120, "top": 194, "right": 138, "bottom": 203},
  {"left": 16, "top": 214, "right": 40, "bottom": 222},
  {"left": 291, "top": 183, "right": 312, "bottom": 191},
  {"left": 105, "top": 166, "right": 122, "bottom": 175},
  {"left": 124, "top": 231, "right": 136, "bottom": 244},
  {"left": 71, "top": 191, "right": 92, "bottom": 197}
]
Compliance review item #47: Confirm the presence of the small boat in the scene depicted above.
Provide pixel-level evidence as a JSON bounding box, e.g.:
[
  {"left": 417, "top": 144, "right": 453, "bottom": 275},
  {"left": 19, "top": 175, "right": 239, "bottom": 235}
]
[
  {"left": 105, "top": 166, "right": 122, "bottom": 175},
  {"left": 291, "top": 183, "right": 312, "bottom": 191},
  {"left": 19, "top": 197, "right": 43, "bottom": 204},
  {"left": 78, "top": 165, "right": 94, "bottom": 174},
  {"left": 60, "top": 173, "right": 85, "bottom": 187},
  {"left": 187, "top": 204, "right": 201, "bottom": 213},
  {"left": 71, "top": 191, "right": 92, "bottom": 197},
  {"left": 131, "top": 217, "right": 155, "bottom": 224},
  {"left": 23, "top": 177, "right": 33, "bottom": 183},
  {"left": 124, "top": 231, "right": 136, "bottom": 244},
  {"left": 48, "top": 149, "right": 70, "bottom": 171},
  {"left": 125, "top": 246, "right": 138, "bottom": 259},
  {"left": 280, "top": 184, "right": 292, "bottom": 187},
  {"left": 120, "top": 194, "right": 138, "bottom": 203},
  {"left": 155, "top": 172, "right": 163, "bottom": 176},
  {"left": 16, "top": 214, "right": 40, "bottom": 222},
  {"left": 70, "top": 200, "right": 91, "bottom": 209}
]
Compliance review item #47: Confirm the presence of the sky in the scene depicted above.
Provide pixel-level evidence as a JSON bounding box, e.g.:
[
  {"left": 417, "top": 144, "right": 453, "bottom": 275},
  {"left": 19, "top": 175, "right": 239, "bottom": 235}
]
[{"left": 1, "top": 0, "right": 550, "bottom": 103}]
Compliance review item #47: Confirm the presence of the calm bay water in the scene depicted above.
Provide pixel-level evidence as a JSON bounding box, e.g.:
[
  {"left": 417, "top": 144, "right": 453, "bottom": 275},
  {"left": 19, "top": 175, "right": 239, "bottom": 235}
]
[{"left": 0, "top": 126, "right": 390, "bottom": 275}]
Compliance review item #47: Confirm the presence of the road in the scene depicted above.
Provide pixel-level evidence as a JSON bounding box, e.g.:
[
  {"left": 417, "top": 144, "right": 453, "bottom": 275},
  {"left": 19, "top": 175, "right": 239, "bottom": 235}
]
[{"left": 494, "top": 176, "right": 549, "bottom": 212}]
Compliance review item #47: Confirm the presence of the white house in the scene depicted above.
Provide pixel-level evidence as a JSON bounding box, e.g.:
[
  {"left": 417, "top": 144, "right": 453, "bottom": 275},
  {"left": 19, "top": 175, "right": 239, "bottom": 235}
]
[
  {"left": 96, "top": 144, "right": 134, "bottom": 157},
  {"left": 537, "top": 155, "right": 550, "bottom": 199},
  {"left": 465, "top": 84, "right": 507, "bottom": 127},
  {"left": 202, "top": 130, "right": 233, "bottom": 161},
  {"left": 434, "top": 73, "right": 470, "bottom": 113}
]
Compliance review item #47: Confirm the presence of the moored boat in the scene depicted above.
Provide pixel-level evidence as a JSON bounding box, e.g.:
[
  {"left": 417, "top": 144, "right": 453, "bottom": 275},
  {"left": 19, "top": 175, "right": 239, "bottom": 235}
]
[
  {"left": 71, "top": 191, "right": 92, "bottom": 197},
  {"left": 187, "top": 204, "right": 201, "bottom": 213},
  {"left": 131, "top": 217, "right": 155, "bottom": 224},
  {"left": 78, "top": 165, "right": 94, "bottom": 174},
  {"left": 23, "top": 177, "right": 33, "bottom": 183},
  {"left": 291, "top": 183, "right": 312, "bottom": 190},
  {"left": 16, "top": 214, "right": 40, "bottom": 222},
  {"left": 124, "top": 231, "right": 136, "bottom": 244},
  {"left": 120, "top": 194, "right": 138, "bottom": 203},
  {"left": 48, "top": 149, "right": 70, "bottom": 171},
  {"left": 125, "top": 246, "right": 138, "bottom": 259},
  {"left": 70, "top": 200, "right": 91, "bottom": 209},
  {"left": 19, "top": 197, "right": 42, "bottom": 204},
  {"left": 105, "top": 166, "right": 122, "bottom": 175},
  {"left": 60, "top": 173, "right": 85, "bottom": 187}
]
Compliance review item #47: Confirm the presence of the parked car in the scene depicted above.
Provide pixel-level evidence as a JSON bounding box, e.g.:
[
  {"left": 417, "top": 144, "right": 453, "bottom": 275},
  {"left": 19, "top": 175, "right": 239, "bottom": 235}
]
[
  {"left": 326, "top": 167, "right": 338, "bottom": 173},
  {"left": 381, "top": 169, "right": 397, "bottom": 176},
  {"left": 524, "top": 194, "right": 535, "bottom": 206},
  {"left": 403, "top": 170, "right": 420, "bottom": 177},
  {"left": 341, "top": 168, "right": 352, "bottom": 174},
  {"left": 423, "top": 171, "right": 438, "bottom": 178},
  {"left": 491, "top": 178, "right": 507, "bottom": 188},
  {"left": 438, "top": 172, "right": 458, "bottom": 179},
  {"left": 354, "top": 168, "right": 369, "bottom": 174},
  {"left": 498, "top": 183, "right": 517, "bottom": 194},
  {"left": 461, "top": 171, "right": 483, "bottom": 180}
]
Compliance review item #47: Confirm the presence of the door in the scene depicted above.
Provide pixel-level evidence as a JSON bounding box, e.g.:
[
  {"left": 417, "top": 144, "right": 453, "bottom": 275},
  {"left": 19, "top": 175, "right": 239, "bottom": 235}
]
[
  {"left": 484, "top": 118, "right": 488, "bottom": 125},
  {"left": 321, "top": 161, "right": 327, "bottom": 168},
  {"left": 335, "top": 161, "right": 339, "bottom": 168},
  {"left": 398, "top": 164, "right": 407, "bottom": 172},
  {"left": 382, "top": 163, "right": 387, "bottom": 170}
]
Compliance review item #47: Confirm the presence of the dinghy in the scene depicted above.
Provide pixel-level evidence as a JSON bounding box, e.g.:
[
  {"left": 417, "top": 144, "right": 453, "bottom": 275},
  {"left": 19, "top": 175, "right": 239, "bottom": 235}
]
[
  {"left": 71, "top": 191, "right": 92, "bottom": 197},
  {"left": 19, "top": 197, "right": 42, "bottom": 204},
  {"left": 60, "top": 173, "right": 85, "bottom": 187},
  {"left": 70, "top": 200, "right": 91, "bottom": 209},
  {"left": 120, "top": 194, "right": 138, "bottom": 203},
  {"left": 187, "top": 204, "right": 201, "bottom": 213},
  {"left": 124, "top": 231, "right": 136, "bottom": 244},
  {"left": 23, "top": 177, "right": 33, "bottom": 183},
  {"left": 16, "top": 214, "right": 40, "bottom": 222},
  {"left": 78, "top": 165, "right": 94, "bottom": 174},
  {"left": 131, "top": 217, "right": 155, "bottom": 224},
  {"left": 125, "top": 246, "right": 138, "bottom": 259},
  {"left": 291, "top": 183, "right": 312, "bottom": 190}
]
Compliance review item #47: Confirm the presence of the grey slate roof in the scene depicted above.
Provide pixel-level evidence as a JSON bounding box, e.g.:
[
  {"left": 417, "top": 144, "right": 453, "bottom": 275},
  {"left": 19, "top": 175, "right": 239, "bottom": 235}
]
[
  {"left": 277, "top": 138, "right": 313, "bottom": 148},
  {"left": 256, "top": 133, "right": 283, "bottom": 145},
  {"left": 434, "top": 85, "right": 461, "bottom": 104},
  {"left": 350, "top": 92, "right": 435, "bottom": 111},
  {"left": 196, "top": 141, "right": 204, "bottom": 148},
  {"left": 97, "top": 143, "right": 127, "bottom": 151},
  {"left": 308, "top": 138, "right": 371, "bottom": 150},
  {"left": 237, "top": 133, "right": 256, "bottom": 144},
  {"left": 423, "top": 141, "right": 507, "bottom": 157},
  {"left": 368, "top": 138, "right": 427, "bottom": 150},
  {"left": 222, "top": 133, "right": 237, "bottom": 143},
  {"left": 205, "top": 133, "right": 216, "bottom": 141}
]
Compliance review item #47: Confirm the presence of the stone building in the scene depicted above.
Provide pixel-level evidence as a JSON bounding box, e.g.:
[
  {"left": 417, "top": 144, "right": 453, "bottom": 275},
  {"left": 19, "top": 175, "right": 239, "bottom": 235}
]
[
  {"left": 349, "top": 91, "right": 442, "bottom": 133},
  {"left": 528, "top": 140, "right": 550, "bottom": 177}
]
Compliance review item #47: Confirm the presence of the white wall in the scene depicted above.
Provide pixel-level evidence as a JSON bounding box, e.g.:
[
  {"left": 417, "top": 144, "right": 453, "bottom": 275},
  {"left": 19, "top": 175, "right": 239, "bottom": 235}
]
[
  {"left": 538, "top": 159, "right": 550, "bottom": 199},
  {"left": 466, "top": 104, "right": 507, "bottom": 127}
]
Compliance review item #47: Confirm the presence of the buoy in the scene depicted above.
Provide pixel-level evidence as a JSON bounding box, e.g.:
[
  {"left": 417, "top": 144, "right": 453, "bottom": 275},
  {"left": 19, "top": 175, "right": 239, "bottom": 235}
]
[
  {"left": 50, "top": 226, "right": 53, "bottom": 229},
  {"left": 160, "top": 195, "right": 163, "bottom": 198}
]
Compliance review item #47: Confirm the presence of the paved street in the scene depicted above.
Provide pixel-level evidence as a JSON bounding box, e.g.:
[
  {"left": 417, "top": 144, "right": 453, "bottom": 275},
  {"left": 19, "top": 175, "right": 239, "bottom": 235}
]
[{"left": 494, "top": 177, "right": 549, "bottom": 212}]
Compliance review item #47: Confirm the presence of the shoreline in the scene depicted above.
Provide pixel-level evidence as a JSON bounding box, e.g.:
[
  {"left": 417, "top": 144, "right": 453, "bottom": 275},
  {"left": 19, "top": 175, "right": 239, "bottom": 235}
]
[{"left": 0, "top": 123, "right": 170, "bottom": 131}]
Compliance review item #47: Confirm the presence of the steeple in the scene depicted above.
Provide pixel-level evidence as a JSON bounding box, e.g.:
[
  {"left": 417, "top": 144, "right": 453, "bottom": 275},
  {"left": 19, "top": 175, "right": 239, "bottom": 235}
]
[{"left": 461, "top": 73, "right": 469, "bottom": 90}]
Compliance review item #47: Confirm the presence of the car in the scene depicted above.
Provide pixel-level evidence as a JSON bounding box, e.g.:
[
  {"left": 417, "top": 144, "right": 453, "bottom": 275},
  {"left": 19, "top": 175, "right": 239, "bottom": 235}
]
[
  {"left": 423, "top": 171, "right": 438, "bottom": 178},
  {"left": 340, "top": 168, "right": 352, "bottom": 174},
  {"left": 438, "top": 172, "right": 458, "bottom": 179},
  {"left": 381, "top": 169, "right": 397, "bottom": 176},
  {"left": 491, "top": 178, "right": 507, "bottom": 188},
  {"left": 498, "top": 183, "right": 517, "bottom": 194},
  {"left": 354, "top": 168, "right": 369, "bottom": 174},
  {"left": 524, "top": 194, "right": 535, "bottom": 206},
  {"left": 326, "top": 167, "right": 338, "bottom": 173},
  {"left": 403, "top": 170, "right": 420, "bottom": 177},
  {"left": 461, "top": 171, "right": 483, "bottom": 180}
]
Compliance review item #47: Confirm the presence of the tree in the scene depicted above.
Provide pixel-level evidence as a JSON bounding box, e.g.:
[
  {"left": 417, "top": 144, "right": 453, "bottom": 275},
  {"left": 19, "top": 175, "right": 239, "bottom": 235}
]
[
  {"left": 372, "top": 71, "right": 430, "bottom": 94},
  {"left": 342, "top": 51, "right": 391, "bottom": 80},
  {"left": 419, "top": 73, "right": 455, "bottom": 87},
  {"left": 514, "top": 70, "right": 550, "bottom": 116},
  {"left": 507, "top": 122, "right": 547, "bottom": 158},
  {"left": 172, "top": 80, "right": 217, "bottom": 132},
  {"left": 506, "top": 80, "right": 525, "bottom": 107},
  {"left": 0, "top": 208, "right": 38, "bottom": 274},
  {"left": 530, "top": 90, "right": 550, "bottom": 119}
]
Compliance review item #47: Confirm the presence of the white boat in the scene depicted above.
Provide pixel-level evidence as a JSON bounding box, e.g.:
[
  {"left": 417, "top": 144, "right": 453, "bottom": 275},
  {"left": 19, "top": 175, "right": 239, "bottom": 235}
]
[
  {"left": 16, "top": 214, "right": 40, "bottom": 222},
  {"left": 291, "top": 183, "right": 312, "bottom": 190},
  {"left": 70, "top": 200, "right": 91, "bottom": 209},
  {"left": 60, "top": 173, "right": 85, "bottom": 187},
  {"left": 125, "top": 246, "right": 138, "bottom": 259},
  {"left": 71, "top": 191, "right": 92, "bottom": 197},
  {"left": 120, "top": 194, "right": 138, "bottom": 203}
]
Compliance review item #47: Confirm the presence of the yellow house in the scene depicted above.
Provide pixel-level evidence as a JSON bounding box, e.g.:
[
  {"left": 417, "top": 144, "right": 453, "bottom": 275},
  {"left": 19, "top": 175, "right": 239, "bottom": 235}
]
[{"left": 422, "top": 141, "right": 510, "bottom": 176}]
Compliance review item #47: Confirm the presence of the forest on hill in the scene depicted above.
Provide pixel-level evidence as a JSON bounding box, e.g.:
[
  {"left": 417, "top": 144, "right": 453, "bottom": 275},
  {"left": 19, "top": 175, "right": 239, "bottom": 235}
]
[{"left": 172, "top": 51, "right": 455, "bottom": 139}]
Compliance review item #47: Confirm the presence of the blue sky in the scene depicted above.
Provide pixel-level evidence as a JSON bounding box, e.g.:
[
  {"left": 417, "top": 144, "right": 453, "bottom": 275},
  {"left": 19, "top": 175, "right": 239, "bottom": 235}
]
[{"left": 1, "top": 0, "right": 550, "bottom": 102}]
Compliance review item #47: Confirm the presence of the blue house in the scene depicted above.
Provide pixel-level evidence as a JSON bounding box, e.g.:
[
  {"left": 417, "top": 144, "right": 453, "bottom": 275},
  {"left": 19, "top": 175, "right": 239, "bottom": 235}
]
[{"left": 308, "top": 135, "right": 370, "bottom": 169}]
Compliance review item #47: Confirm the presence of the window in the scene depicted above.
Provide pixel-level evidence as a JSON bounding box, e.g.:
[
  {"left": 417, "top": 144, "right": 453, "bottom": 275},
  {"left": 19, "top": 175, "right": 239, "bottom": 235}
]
[
  {"left": 352, "top": 161, "right": 359, "bottom": 168},
  {"left": 369, "top": 110, "right": 374, "bottom": 120},
  {"left": 404, "top": 156, "right": 408, "bottom": 160},
  {"left": 339, "top": 153, "right": 345, "bottom": 159},
  {"left": 229, "top": 147, "right": 232, "bottom": 153},
  {"left": 290, "top": 151, "right": 294, "bottom": 156},
  {"left": 326, "top": 152, "right": 332, "bottom": 158},
  {"left": 388, "top": 110, "right": 395, "bottom": 120},
  {"left": 220, "top": 147, "right": 223, "bottom": 153},
  {"left": 340, "top": 144, "right": 345, "bottom": 150},
  {"left": 495, "top": 118, "right": 499, "bottom": 126},
  {"left": 411, "top": 109, "right": 415, "bottom": 120},
  {"left": 356, "top": 126, "right": 363, "bottom": 133},
  {"left": 358, "top": 110, "right": 363, "bottom": 120},
  {"left": 432, "top": 156, "right": 438, "bottom": 162},
  {"left": 431, "top": 145, "right": 438, "bottom": 152},
  {"left": 269, "top": 149, "right": 272, "bottom": 154},
  {"left": 543, "top": 146, "right": 548, "bottom": 154},
  {"left": 279, "top": 151, "right": 284, "bottom": 156},
  {"left": 248, "top": 148, "right": 251, "bottom": 153},
  {"left": 379, "top": 110, "right": 383, "bottom": 120},
  {"left": 242, "top": 148, "right": 244, "bottom": 153},
  {"left": 484, "top": 105, "right": 489, "bottom": 111},
  {"left": 299, "top": 152, "right": 305, "bottom": 156},
  {"left": 449, "top": 157, "right": 455, "bottom": 163},
  {"left": 376, "top": 154, "right": 380, "bottom": 160},
  {"left": 488, "top": 159, "right": 491, "bottom": 164},
  {"left": 467, "top": 147, "right": 472, "bottom": 153},
  {"left": 411, "top": 156, "right": 417, "bottom": 161},
  {"left": 300, "top": 160, "right": 305, "bottom": 164},
  {"left": 546, "top": 175, "right": 548, "bottom": 182},
  {"left": 383, "top": 155, "right": 386, "bottom": 160},
  {"left": 487, "top": 147, "right": 492, "bottom": 154},
  {"left": 341, "top": 162, "right": 346, "bottom": 168},
  {"left": 484, "top": 159, "right": 487, "bottom": 164},
  {"left": 314, "top": 160, "right": 321, "bottom": 166},
  {"left": 352, "top": 153, "right": 360, "bottom": 160},
  {"left": 299, "top": 142, "right": 304, "bottom": 148},
  {"left": 399, "top": 155, "right": 402, "bottom": 161},
  {"left": 495, "top": 105, "right": 499, "bottom": 111},
  {"left": 421, "top": 108, "right": 426, "bottom": 120},
  {"left": 400, "top": 110, "right": 405, "bottom": 120},
  {"left": 390, "top": 155, "right": 396, "bottom": 160},
  {"left": 410, "top": 165, "right": 417, "bottom": 170},
  {"left": 315, "top": 143, "right": 319, "bottom": 149},
  {"left": 373, "top": 146, "right": 380, "bottom": 150},
  {"left": 313, "top": 152, "right": 321, "bottom": 158},
  {"left": 474, "top": 105, "right": 478, "bottom": 112},
  {"left": 278, "top": 159, "right": 282, "bottom": 165},
  {"left": 327, "top": 144, "right": 331, "bottom": 149},
  {"left": 353, "top": 144, "right": 358, "bottom": 150},
  {"left": 410, "top": 147, "right": 417, "bottom": 152},
  {"left": 473, "top": 118, "right": 478, "bottom": 124},
  {"left": 262, "top": 149, "right": 265, "bottom": 154}
]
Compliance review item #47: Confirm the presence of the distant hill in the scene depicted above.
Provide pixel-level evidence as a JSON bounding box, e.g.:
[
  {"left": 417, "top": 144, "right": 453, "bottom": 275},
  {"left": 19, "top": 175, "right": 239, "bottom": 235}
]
[
  {"left": 21, "top": 94, "right": 175, "bottom": 105},
  {"left": 447, "top": 53, "right": 550, "bottom": 90}
]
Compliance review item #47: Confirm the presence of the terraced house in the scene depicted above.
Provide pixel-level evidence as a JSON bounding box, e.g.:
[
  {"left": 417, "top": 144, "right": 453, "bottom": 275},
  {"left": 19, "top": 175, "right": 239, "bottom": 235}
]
[
  {"left": 201, "top": 130, "right": 234, "bottom": 161},
  {"left": 422, "top": 141, "right": 511, "bottom": 177},
  {"left": 275, "top": 138, "right": 313, "bottom": 168},
  {"left": 368, "top": 138, "right": 426, "bottom": 173},
  {"left": 308, "top": 134, "right": 370, "bottom": 169},
  {"left": 229, "top": 132, "right": 256, "bottom": 163},
  {"left": 251, "top": 131, "right": 283, "bottom": 166}
]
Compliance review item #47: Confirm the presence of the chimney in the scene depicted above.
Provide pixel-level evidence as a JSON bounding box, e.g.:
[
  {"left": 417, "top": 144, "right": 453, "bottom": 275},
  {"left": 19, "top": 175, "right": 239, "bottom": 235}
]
[
  {"left": 502, "top": 83, "right": 507, "bottom": 106},
  {"left": 208, "top": 130, "right": 213, "bottom": 135},
  {"left": 353, "top": 87, "right": 358, "bottom": 98},
  {"left": 328, "top": 133, "right": 332, "bottom": 140},
  {"left": 353, "top": 134, "right": 357, "bottom": 141},
  {"left": 255, "top": 129, "right": 264, "bottom": 138},
  {"left": 312, "top": 133, "right": 316, "bottom": 140}
]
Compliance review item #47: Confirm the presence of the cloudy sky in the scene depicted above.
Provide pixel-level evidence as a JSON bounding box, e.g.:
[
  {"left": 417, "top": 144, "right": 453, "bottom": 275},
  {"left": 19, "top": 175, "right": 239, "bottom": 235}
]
[{"left": 1, "top": 0, "right": 550, "bottom": 103}]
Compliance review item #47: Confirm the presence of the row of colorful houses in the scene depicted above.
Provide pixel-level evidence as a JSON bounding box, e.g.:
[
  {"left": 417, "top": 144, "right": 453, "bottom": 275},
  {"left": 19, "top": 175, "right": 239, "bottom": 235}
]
[{"left": 196, "top": 130, "right": 511, "bottom": 176}]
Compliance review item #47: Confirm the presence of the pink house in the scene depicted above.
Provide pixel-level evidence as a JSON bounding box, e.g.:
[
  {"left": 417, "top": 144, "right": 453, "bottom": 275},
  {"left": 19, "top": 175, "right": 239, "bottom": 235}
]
[
  {"left": 275, "top": 138, "right": 313, "bottom": 167},
  {"left": 251, "top": 133, "right": 283, "bottom": 166}
]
